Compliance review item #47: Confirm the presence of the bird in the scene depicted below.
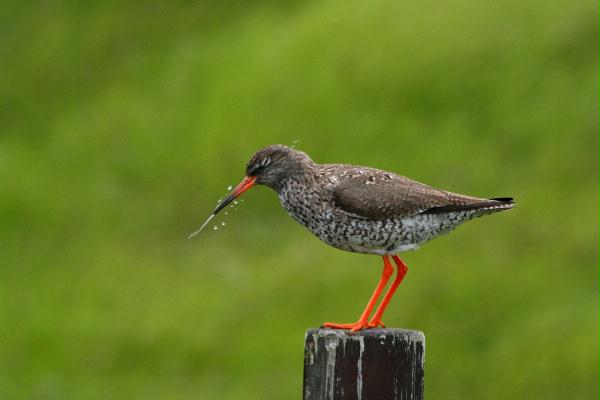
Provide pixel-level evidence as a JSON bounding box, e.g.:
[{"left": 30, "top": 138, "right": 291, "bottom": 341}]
[{"left": 191, "top": 144, "right": 514, "bottom": 332}]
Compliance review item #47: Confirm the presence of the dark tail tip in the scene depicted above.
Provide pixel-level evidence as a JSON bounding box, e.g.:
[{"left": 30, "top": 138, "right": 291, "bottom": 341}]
[
  {"left": 491, "top": 197, "right": 515, "bottom": 204},
  {"left": 424, "top": 197, "right": 515, "bottom": 214}
]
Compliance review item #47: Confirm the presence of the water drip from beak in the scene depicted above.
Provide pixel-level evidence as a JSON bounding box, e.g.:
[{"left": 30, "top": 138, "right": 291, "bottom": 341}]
[{"left": 188, "top": 213, "right": 216, "bottom": 239}]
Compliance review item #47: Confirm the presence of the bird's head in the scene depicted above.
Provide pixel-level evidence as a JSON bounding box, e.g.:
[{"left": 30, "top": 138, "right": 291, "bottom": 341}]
[
  {"left": 213, "top": 144, "right": 314, "bottom": 215},
  {"left": 245, "top": 144, "right": 314, "bottom": 189}
]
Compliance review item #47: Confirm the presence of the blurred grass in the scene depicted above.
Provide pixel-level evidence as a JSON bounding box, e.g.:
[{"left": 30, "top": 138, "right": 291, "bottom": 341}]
[{"left": 0, "top": 0, "right": 598, "bottom": 399}]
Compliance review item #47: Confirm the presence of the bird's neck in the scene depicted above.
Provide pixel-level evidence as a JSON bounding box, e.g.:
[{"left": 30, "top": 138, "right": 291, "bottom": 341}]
[
  {"left": 275, "top": 163, "right": 318, "bottom": 194},
  {"left": 277, "top": 171, "right": 323, "bottom": 228}
]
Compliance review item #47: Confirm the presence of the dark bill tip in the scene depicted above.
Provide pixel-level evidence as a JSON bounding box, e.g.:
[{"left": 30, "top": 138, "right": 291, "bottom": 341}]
[{"left": 212, "top": 176, "right": 256, "bottom": 215}]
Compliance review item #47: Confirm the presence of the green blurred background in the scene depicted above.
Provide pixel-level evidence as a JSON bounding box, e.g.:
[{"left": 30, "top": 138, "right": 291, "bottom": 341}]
[{"left": 1, "top": 0, "right": 598, "bottom": 399}]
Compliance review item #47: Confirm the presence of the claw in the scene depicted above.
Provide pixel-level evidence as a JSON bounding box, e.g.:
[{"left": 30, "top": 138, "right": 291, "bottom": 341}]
[
  {"left": 322, "top": 320, "right": 370, "bottom": 332},
  {"left": 367, "top": 320, "right": 386, "bottom": 328}
]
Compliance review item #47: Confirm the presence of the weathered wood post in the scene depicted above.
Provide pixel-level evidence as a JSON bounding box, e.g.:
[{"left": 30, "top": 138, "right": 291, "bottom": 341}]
[{"left": 303, "top": 328, "right": 425, "bottom": 400}]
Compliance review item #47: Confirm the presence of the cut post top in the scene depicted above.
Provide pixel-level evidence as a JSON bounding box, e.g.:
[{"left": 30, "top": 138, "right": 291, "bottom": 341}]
[
  {"left": 303, "top": 328, "right": 426, "bottom": 400},
  {"left": 305, "top": 327, "right": 425, "bottom": 341}
]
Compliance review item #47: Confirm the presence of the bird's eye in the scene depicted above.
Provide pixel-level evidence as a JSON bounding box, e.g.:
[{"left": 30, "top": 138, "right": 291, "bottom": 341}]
[{"left": 247, "top": 157, "right": 271, "bottom": 176}]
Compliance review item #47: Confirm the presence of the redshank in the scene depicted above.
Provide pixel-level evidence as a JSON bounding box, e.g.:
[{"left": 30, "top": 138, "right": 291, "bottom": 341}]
[{"left": 192, "top": 144, "right": 514, "bottom": 331}]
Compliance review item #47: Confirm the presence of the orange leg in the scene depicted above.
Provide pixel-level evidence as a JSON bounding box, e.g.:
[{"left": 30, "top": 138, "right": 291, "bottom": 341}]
[
  {"left": 368, "top": 255, "right": 408, "bottom": 328},
  {"left": 323, "top": 255, "right": 394, "bottom": 332}
]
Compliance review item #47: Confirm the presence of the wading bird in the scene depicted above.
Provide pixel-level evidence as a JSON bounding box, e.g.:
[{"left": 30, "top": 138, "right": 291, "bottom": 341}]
[{"left": 191, "top": 145, "right": 514, "bottom": 331}]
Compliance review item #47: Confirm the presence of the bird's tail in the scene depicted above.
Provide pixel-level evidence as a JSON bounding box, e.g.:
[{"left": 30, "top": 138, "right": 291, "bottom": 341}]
[{"left": 425, "top": 197, "right": 515, "bottom": 214}]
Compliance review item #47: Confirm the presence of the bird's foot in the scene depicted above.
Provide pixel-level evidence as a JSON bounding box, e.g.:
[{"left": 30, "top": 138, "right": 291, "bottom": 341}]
[
  {"left": 367, "top": 319, "right": 386, "bottom": 329},
  {"left": 322, "top": 320, "right": 369, "bottom": 332}
]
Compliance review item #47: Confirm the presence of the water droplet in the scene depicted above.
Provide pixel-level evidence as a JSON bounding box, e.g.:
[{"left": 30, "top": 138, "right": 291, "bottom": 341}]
[
  {"left": 221, "top": 222, "right": 226, "bottom": 226},
  {"left": 213, "top": 226, "right": 218, "bottom": 230},
  {"left": 233, "top": 200, "right": 239, "bottom": 205},
  {"left": 230, "top": 204, "right": 235, "bottom": 208},
  {"left": 224, "top": 212, "right": 228, "bottom": 215},
  {"left": 226, "top": 185, "right": 233, "bottom": 191}
]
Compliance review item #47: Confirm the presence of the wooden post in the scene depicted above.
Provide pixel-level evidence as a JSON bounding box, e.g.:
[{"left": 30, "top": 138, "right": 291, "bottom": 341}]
[{"left": 303, "top": 328, "right": 425, "bottom": 400}]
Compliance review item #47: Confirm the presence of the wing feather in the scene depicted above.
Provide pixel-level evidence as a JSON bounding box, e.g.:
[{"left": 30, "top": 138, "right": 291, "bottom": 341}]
[{"left": 329, "top": 167, "right": 487, "bottom": 219}]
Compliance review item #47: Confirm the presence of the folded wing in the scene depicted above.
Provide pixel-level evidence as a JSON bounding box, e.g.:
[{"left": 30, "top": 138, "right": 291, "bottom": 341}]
[{"left": 330, "top": 167, "right": 511, "bottom": 219}]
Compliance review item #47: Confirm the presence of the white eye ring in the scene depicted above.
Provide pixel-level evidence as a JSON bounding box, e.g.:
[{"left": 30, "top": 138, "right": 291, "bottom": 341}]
[{"left": 261, "top": 157, "right": 271, "bottom": 166}]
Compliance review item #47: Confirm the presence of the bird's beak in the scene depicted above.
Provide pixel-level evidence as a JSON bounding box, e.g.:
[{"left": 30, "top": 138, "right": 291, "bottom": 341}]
[{"left": 213, "top": 176, "right": 257, "bottom": 215}]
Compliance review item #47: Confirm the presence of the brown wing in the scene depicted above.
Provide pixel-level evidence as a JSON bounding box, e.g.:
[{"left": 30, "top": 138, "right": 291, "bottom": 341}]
[{"left": 329, "top": 166, "right": 489, "bottom": 219}]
